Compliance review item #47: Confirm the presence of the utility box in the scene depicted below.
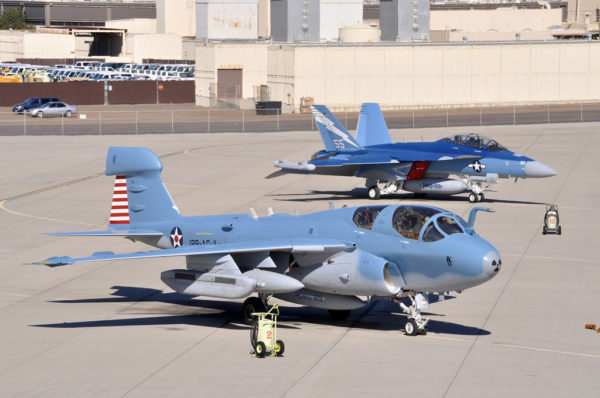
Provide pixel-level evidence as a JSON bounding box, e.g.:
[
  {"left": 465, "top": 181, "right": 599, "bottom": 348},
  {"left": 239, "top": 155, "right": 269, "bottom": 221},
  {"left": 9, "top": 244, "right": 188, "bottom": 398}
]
[{"left": 256, "top": 100, "right": 281, "bottom": 115}]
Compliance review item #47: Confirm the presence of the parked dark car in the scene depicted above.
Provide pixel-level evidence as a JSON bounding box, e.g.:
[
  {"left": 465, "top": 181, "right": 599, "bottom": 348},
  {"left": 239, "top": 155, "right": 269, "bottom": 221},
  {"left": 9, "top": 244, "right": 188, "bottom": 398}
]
[{"left": 12, "top": 97, "right": 60, "bottom": 113}]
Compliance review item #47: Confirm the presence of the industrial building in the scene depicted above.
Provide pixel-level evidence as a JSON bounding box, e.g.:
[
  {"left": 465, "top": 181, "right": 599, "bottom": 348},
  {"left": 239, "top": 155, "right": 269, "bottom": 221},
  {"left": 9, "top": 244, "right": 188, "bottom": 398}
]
[{"left": 1, "top": 0, "right": 600, "bottom": 112}]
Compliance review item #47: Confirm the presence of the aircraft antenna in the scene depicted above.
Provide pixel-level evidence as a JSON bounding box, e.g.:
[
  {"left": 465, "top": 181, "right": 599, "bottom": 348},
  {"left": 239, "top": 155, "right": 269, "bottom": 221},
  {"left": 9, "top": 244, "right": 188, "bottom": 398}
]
[{"left": 249, "top": 208, "right": 258, "bottom": 219}]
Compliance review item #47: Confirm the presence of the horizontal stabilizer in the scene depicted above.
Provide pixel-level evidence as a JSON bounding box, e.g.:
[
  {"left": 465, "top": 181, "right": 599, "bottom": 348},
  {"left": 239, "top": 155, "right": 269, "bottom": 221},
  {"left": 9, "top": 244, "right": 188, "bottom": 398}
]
[{"left": 273, "top": 160, "right": 316, "bottom": 172}]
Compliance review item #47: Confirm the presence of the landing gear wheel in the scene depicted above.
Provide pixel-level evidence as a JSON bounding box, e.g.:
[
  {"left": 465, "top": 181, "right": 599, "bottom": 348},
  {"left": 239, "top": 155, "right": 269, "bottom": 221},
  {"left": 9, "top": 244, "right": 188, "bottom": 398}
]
[
  {"left": 275, "top": 340, "right": 285, "bottom": 356},
  {"left": 250, "top": 319, "right": 259, "bottom": 349},
  {"left": 242, "top": 297, "right": 266, "bottom": 324},
  {"left": 468, "top": 193, "right": 477, "bottom": 203},
  {"left": 255, "top": 341, "right": 266, "bottom": 358},
  {"left": 328, "top": 309, "right": 351, "bottom": 321},
  {"left": 368, "top": 186, "right": 381, "bottom": 200},
  {"left": 404, "top": 318, "right": 418, "bottom": 336},
  {"left": 477, "top": 193, "right": 484, "bottom": 202}
]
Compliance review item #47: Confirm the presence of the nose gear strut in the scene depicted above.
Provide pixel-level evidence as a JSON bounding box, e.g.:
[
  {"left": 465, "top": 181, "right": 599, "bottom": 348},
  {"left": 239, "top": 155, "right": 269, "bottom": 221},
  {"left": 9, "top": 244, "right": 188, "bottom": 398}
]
[{"left": 393, "top": 293, "right": 429, "bottom": 336}]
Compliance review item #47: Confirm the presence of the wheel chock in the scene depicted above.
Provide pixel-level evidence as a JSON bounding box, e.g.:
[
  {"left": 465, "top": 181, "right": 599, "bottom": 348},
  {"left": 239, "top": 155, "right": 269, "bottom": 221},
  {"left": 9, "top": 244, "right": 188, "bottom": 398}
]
[{"left": 585, "top": 324, "right": 596, "bottom": 330}]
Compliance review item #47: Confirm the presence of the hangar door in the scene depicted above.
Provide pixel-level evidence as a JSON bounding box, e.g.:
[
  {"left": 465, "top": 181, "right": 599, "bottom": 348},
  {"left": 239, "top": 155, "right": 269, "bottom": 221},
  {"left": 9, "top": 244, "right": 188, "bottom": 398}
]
[{"left": 217, "top": 68, "right": 242, "bottom": 102}]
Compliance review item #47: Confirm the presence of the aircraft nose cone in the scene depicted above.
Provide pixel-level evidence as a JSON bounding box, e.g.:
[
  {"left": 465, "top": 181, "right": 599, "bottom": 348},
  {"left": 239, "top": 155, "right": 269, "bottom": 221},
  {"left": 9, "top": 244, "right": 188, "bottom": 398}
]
[
  {"left": 525, "top": 161, "right": 557, "bottom": 178},
  {"left": 483, "top": 251, "right": 502, "bottom": 277}
]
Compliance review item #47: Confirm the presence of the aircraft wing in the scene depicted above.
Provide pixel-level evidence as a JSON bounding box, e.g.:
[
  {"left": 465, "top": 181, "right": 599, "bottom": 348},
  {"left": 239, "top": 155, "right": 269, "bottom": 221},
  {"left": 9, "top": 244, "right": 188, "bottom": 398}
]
[{"left": 35, "top": 238, "right": 355, "bottom": 267}]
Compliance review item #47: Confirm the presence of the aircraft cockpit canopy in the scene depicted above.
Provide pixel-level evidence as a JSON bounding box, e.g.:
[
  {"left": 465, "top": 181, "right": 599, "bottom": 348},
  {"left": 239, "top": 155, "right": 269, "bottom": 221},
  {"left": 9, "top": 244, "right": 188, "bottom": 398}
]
[
  {"left": 352, "top": 206, "right": 387, "bottom": 230},
  {"left": 440, "top": 133, "right": 507, "bottom": 152},
  {"left": 391, "top": 205, "right": 466, "bottom": 242}
]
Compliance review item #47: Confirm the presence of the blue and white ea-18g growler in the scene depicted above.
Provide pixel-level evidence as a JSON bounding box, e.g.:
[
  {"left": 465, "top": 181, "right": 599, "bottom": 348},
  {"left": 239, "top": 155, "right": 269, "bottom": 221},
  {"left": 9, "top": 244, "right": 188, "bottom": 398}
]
[
  {"left": 37, "top": 147, "right": 501, "bottom": 335},
  {"left": 273, "top": 103, "right": 557, "bottom": 202}
]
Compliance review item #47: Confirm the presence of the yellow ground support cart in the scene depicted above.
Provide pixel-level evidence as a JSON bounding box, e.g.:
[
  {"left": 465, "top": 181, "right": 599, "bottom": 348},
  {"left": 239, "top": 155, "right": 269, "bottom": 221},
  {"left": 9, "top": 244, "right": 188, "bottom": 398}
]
[{"left": 250, "top": 303, "right": 285, "bottom": 358}]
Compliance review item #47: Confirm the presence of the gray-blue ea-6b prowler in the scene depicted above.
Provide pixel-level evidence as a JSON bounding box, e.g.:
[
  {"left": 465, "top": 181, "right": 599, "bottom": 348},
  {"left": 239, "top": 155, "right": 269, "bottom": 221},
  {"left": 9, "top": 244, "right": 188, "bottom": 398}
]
[
  {"left": 272, "top": 103, "right": 557, "bottom": 202},
  {"left": 36, "top": 146, "right": 501, "bottom": 335}
]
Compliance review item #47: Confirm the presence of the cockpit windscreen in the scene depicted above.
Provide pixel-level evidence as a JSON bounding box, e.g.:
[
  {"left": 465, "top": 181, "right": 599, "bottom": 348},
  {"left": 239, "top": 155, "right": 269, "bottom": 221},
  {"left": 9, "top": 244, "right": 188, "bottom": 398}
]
[
  {"left": 440, "top": 133, "right": 507, "bottom": 152},
  {"left": 392, "top": 206, "right": 441, "bottom": 240},
  {"left": 352, "top": 206, "right": 387, "bottom": 230}
]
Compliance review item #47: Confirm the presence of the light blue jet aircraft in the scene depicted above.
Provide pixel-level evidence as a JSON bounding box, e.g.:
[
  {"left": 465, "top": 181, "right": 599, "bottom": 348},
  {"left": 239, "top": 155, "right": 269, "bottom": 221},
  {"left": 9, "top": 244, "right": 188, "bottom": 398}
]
[
  {"left": 37, "top": 146, "right": 501, "bottom": 335},
  {"left": 273, "top": 103, "right": 557, "bottom": 202}
]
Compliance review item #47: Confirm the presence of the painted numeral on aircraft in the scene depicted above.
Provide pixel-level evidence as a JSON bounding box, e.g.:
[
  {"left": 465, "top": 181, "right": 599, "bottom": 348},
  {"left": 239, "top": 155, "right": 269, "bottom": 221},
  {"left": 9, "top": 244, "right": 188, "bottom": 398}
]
[{"left": 333, "top": 139, "right": 345, "bottom": 149}]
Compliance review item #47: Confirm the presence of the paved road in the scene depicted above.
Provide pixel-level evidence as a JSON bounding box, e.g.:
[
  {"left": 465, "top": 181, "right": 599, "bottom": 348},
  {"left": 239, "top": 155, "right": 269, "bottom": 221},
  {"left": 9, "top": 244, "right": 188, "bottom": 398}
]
[
  {"left": 1, "top": 102, "right": 599, "bottom": 135},
  {"left": 0, "top": 122, "right": 599, "bottom": 397}
]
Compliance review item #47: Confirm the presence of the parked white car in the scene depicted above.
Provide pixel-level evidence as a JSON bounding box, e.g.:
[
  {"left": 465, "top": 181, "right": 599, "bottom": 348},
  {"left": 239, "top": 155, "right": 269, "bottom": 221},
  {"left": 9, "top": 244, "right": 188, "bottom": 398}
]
[{"left": 29, "top": 101, "right": 77, "bottom": 118}]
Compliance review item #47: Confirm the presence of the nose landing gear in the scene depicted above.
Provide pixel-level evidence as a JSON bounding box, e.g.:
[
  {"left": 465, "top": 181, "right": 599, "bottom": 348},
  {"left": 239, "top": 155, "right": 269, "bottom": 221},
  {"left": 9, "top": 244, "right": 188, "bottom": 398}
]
[{"left": 394, "top": 293, "right": 429, "bottom": 336}]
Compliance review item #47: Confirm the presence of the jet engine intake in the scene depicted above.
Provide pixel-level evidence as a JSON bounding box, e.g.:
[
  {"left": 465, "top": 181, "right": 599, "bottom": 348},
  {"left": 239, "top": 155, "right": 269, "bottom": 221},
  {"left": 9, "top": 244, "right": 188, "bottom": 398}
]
[
  {"left": 286, "top": 249, "right": 403, "bottom": 297},
  {"left": 403, "top": 178, "right": 467, "bottom": 195}
]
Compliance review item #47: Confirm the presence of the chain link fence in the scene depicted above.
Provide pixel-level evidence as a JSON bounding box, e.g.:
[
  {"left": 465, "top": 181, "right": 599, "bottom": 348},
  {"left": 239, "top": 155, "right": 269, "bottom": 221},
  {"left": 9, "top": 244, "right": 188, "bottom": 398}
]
[{"left": 1, "top": 102, "right": 599, "bottom": 136}]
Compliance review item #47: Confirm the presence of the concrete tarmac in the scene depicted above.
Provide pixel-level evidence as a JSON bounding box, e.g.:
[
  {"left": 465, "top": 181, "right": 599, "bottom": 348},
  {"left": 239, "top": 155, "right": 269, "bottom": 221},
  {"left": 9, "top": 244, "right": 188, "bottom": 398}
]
[{"left": 0, "top": 122, "right": 599, "bottom": 397}]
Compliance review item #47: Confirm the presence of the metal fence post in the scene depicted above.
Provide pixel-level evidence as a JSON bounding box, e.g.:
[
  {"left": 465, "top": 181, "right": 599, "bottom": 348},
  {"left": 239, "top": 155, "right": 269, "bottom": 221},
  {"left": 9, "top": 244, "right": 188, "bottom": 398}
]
[
  {"left": 135, "top": 111, "right": 138, "bottom": 134},
  {"left": 513, "top": 104, "right": 516, "bottom": 125},
  {"left": 207, "top": 109, "right": 210, "bottom": 132},
  {"left": 412, "top": 110, "right": 415, "bottom": 128},
  {"left": 171, "top": 110, "right": 174, "bottom": 133}
]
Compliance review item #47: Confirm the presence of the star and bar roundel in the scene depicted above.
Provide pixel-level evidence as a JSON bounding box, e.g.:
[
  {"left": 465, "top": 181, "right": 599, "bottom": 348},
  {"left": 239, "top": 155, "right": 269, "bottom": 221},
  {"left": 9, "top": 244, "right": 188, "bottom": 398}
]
[
  {"left": 170, "top": 227, "right": 183, "bottom": 248},
  {"left": 468, "top": 160, "right": 486, "bottom": 173}
]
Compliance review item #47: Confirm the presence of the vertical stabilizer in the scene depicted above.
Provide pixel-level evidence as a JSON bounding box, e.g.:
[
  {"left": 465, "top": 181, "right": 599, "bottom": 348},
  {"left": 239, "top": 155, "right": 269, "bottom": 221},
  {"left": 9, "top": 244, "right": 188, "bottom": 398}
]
[
  {"left": 356, "top": 103, "right": 392, "bottom": 147},
  {"left": 311, "top": 105, "right": 362, "bottom": 152},
  {"left": 105, "top": 147, "right": 181, "bottom": 226},
  {"left": 109, "top": 175, "right": 130, "bottom": 225}
]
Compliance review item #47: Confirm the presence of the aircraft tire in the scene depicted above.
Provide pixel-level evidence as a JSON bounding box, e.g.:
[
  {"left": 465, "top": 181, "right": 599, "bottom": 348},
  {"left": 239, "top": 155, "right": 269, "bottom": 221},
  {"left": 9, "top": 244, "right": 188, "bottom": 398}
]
[
  {"left": 250, "top": 319, "right": 259, "bottom": 349},
  {"left": 242, "top": 297, "right": 266, "bottom": 324},
  {"left": 255, "top": 342, "right": 266, "bottom": 358},
  {"left": 275, "top": 340, "right": 285, "bottom": 356},
  {"left": 404, "top": 319, "right": 418, "bottom": 336},
  {"left": 328, "top": 309, "right": 351, "bottom": 321},
  {"left": 368, "top": 186, "right": 381, "bottom": 200},
  {"left": 477, "top": 193, "right": 484, "bottom": 202},
  {"left": 468, "top": 193, "right": 477, "bottom": 203}
]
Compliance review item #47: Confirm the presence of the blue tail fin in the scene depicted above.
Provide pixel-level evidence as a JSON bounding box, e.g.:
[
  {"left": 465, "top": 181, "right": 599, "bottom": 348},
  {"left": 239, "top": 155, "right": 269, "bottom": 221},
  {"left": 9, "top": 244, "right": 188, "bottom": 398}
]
[
  {"left": 356, "top": 103, "right": 392, "bottom": 147},
  {"left": 105, "top": 146, "right": 181, "bottom": 226},
  {"left": 312, "top": 105, "right": 362, "bottom": 152}
]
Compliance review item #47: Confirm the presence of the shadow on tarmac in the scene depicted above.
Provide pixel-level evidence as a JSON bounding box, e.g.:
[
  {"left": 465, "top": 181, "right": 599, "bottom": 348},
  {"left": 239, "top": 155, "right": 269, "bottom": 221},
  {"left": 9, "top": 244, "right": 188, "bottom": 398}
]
[
  {"left": 34, "top": 286, "right": 490, "bottom": 336},
  {"left": 271, "top": 188, "right": 545, "bottom": 206}
]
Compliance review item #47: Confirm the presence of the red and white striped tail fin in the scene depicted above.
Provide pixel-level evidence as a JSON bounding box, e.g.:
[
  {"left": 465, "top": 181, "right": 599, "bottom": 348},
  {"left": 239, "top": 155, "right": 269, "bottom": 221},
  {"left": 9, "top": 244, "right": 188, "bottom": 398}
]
[{"left": 109, "top": 175, "right": 129, "bottom": 225}]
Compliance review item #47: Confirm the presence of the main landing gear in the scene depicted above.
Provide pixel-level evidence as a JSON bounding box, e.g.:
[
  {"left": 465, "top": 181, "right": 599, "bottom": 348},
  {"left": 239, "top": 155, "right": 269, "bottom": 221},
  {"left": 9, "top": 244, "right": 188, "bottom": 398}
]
[
  {"left": 366, "top": 179, "right": 399, "bottom": 200},
  {"left": 394, "top": 294, "right": 429, "bottom": 336},
  {"left": 242, "top": 295, "right": 269, "bottom": 324},
  {"left": 468, "top": 192, "right": 485, "bottom": 203}
]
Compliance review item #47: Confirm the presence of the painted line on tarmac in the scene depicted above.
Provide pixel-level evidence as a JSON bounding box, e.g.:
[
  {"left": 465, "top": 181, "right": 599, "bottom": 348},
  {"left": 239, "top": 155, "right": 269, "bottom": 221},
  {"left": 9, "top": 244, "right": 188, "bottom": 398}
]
[
  {"left": 0, "top": 200, "right": 102, "bottom": 227},
  {"left": 503, "top": 253, "right": 595, "bottom": 264},
  {"left": 429, "top": 335, "right": 600, "bottom": 359}
]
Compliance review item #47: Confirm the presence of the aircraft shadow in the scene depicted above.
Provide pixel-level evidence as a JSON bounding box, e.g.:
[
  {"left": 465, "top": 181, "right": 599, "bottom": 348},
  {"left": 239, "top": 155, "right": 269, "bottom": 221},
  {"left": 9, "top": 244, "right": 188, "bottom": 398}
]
[
  {"left": 271, "top": 188, "right": 545, "bottom": 206},
  {"left": 38, "top": 286, "right": 489, "bottom": 336}
]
